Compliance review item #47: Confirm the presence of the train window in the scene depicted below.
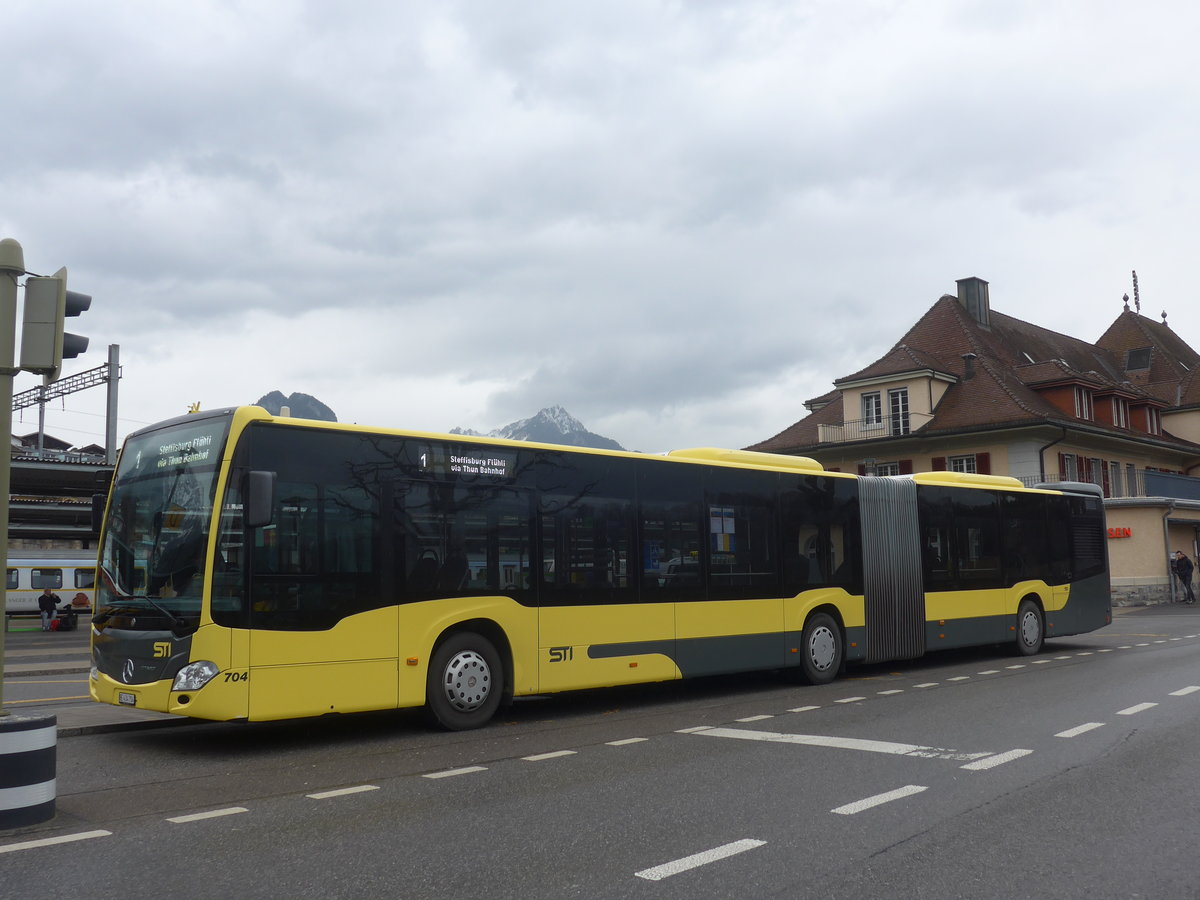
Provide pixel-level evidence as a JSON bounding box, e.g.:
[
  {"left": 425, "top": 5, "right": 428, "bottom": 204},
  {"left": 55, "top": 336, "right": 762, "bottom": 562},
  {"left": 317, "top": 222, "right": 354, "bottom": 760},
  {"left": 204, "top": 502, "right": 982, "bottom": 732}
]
[
  {"left": 74, "top": 568, "right": 96, "bottom": 589},
  {"left": 6, "top": 569, "right": 15, "bottom": 590},
  {"left": 31, "top": 568, "right": 63, "bottom": 589}
]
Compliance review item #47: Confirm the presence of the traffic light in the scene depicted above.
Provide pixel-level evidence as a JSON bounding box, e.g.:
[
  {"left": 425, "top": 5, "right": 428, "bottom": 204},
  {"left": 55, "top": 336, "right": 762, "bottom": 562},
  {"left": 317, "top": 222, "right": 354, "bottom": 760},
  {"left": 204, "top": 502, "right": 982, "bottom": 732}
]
[{"left": 19, "top": 266, "right": 91, "bottom": 381}]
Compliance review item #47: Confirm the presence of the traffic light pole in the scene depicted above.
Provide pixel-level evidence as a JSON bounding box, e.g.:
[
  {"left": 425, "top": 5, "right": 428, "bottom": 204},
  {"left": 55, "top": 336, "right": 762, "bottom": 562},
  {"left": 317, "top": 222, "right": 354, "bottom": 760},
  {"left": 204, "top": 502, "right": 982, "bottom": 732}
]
[{"left": 0, "top": 240, "right": 22, "bottom": 716}]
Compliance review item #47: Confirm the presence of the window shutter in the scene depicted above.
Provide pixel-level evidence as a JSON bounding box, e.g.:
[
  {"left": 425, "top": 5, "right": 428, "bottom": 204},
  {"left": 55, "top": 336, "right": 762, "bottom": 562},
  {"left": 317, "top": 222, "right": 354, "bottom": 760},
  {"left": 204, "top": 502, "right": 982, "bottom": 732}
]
[
  {"left": 857, "top": 464, "right": 867, "bottom": 476},
  {"left": 1058, "top": 452, "right": 1067, "bottom": 480},
  {"left": 931, "top": 456, "right": 946, "bottom": 471},
  {"left": 899, "top": 459, "right": 913, "bottom": 475},
  {"left": 976, "top": 452, "right": 990, "bottom": 475}
]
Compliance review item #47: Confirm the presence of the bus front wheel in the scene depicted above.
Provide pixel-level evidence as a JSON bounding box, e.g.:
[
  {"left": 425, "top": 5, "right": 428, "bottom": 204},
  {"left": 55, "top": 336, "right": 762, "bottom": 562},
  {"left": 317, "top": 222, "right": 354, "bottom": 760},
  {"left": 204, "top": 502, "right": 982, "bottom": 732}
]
[
  {"left": 800, "top": 612, "right": 843, "bottom": 685},
  {"left": 1015, "top": 599, "right": 1044, "bottom": 656},
  {"left": 427, "top": 632, "right": 503, "bottom": 731}
]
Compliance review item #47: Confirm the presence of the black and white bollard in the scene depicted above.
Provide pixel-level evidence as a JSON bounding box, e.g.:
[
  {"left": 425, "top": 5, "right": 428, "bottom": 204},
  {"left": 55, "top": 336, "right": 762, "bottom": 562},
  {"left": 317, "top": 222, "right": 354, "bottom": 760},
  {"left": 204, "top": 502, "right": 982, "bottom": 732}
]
[{"left": 0, "top": 713, "right": 57, "bottom": 828}]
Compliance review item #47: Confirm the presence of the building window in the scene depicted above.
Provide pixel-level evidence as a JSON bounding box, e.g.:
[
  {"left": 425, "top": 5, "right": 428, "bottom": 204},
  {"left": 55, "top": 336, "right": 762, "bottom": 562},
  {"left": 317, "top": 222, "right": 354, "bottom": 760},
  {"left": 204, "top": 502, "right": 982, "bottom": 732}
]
[
  {"left": 1108, "top": 461, "right": 1122, "bottom": 497},
  {"left": 1061, "top": 453, "right": 1078, "bottom": 481},
  {"left": 948, "top": 454, "right": 977, "bottom": 473},
  {"left": 1111, "top": 397, "right": 1129, "bottom": 428},
  {"left": 862, "top": 392, "right": 882, "bottom": 427},
  {"left": 1126, "top": 348, "right": 1151, "bottom": 370},
  {"left": 875, "top": 461, "right": 901, "bottom": 476},
  {"left": 1074, "top": 387, "right": 1093, "bottom": 420},
  {"left": 1147, "top": 408, "right": 1161, "bottom": 435},
  {"left": 888, "top": 388, "right": 910, "bottom": 436}
]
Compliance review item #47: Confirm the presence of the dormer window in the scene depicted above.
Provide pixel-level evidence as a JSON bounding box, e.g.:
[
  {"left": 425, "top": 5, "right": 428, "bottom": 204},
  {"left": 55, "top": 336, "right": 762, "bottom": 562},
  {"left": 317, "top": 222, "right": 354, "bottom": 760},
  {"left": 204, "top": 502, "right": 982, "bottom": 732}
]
[
  {"left": 1074, "top": 387, "right": 1094, "bottom": 420},
  {"left": 1112, "top": 397, "right": 1130, "bottom": 428},
  {"left": 1147, "top": 407, "right": 1161, "bottom": 435},
  {"left": 1126, "top": 348, "right": 1151, "bottom": 370}
]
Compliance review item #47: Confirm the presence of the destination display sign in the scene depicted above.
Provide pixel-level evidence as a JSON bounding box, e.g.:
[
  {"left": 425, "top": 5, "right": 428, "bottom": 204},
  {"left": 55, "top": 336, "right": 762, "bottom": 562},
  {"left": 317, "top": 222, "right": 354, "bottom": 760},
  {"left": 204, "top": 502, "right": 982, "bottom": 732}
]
[{"left": 418, "top": 445, "right": 516, "bottom": 481}]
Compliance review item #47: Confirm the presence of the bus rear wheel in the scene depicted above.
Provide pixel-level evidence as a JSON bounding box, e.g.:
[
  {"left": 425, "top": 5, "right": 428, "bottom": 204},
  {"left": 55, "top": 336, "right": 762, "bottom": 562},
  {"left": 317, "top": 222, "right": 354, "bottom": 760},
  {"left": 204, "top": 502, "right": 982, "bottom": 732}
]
[
  {"left": 800, "top": 612, "right": 843, "bottom": 685},
  {"left": 1015, "top": 599, "right": 1044, "bottom": 656},
  {"left": 426, "top": 632, "right": 503, "bottom": 731}
]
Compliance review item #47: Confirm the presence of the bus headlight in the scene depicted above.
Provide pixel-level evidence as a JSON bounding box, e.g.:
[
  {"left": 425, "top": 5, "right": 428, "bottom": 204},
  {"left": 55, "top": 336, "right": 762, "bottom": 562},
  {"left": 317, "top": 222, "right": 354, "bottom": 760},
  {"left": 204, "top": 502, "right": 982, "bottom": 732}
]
[{"left": 173, "top": 661, "right": 220, "bottom": 692}]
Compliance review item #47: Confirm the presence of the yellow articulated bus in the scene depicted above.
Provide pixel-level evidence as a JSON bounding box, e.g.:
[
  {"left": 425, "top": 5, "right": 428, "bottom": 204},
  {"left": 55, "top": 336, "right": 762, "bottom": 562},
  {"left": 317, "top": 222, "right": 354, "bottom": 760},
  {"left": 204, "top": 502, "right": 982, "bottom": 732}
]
[{"left": 90, "top": 406, "right": 1111, "bottom": 730}]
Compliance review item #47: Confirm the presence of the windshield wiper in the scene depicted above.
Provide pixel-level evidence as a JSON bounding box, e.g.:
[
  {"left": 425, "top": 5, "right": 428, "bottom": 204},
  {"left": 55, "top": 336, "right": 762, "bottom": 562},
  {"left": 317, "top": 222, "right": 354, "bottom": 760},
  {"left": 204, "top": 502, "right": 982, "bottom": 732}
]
[{"left": 97, "top": 594, "right": 190, "bottom": 631}]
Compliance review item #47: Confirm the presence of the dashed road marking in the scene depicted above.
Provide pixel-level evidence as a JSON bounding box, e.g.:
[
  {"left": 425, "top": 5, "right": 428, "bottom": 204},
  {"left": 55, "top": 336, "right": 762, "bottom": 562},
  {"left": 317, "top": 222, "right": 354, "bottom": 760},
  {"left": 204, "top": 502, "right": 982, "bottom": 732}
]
[
  {"left": 1169, "top": 686, "right": 1200, "bottom": 697},
  {"left": 167, "top": 807, "right": 248, "bottom": 824},
  {"left": 307, "top": 785, "right": 378, "bottom": 799},
  {"left": 736, "top": 715, "right": 774, "bottom": 722},
  {"left": 423, "top": 766, "right": 487, "bottom": 779},
  {"left": 0, "top": 830, "right": 111, "bottom": 854},
  {"left": 607, "top": 737, "right": 648, "bottom": 746},
  {"left": 635, "top": 839, "right": 766, "bottom": 881},
  {"left": 832, "top": 784, "right": 927, "bottom": 815},
  {"left": 1056, "top": 723, "right": 1105, "bottom": 738},
  {"left": 960, "top": 749, "right": 1033, "bottom": 771},
  {"left": 1117, "top": 703, "right": 1158, "bottom": 716},
  {"left": 523, "top": 750, "right": 577, "bottom": 762}
]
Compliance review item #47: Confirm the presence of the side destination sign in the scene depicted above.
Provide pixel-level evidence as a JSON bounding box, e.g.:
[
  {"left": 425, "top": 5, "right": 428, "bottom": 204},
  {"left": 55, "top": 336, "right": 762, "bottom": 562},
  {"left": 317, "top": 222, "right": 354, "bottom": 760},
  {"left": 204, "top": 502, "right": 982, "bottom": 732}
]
[{"left": 419, "top": 445, "right": 515, "bottom": 480}]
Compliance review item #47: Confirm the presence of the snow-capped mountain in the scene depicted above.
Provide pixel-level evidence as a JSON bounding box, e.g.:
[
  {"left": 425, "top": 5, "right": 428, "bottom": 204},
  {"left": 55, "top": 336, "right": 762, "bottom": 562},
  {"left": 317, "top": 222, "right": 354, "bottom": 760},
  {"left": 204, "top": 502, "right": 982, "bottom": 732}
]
[{"left": 451, "top": 405, "right": 625, "bottom": 451}]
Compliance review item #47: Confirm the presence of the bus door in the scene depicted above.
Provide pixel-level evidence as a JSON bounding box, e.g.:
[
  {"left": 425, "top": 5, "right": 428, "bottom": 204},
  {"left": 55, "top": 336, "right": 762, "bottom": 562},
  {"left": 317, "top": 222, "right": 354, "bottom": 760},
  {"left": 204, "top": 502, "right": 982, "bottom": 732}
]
[
  {"left": 537, "top": 494, "right": 675, "bottom": 691},
  {"left": 243, "top": 480, "right": 398, "bottom": 720}
]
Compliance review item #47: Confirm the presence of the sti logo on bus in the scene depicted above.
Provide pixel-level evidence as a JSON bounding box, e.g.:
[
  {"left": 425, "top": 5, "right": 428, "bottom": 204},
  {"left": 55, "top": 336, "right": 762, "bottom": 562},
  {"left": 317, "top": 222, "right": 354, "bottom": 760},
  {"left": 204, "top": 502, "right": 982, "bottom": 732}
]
[
  {"left": 549, "top": 646, "right": 574, "bottom": 663},
  {"left": 153, "top": 642, "right": 171, "bottom": 658}
]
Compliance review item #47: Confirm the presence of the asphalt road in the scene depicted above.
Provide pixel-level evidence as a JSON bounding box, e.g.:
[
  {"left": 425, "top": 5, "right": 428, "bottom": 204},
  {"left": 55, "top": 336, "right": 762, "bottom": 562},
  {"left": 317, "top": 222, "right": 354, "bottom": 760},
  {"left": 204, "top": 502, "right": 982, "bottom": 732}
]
[{"left": 3, "top": 606, "right": 1199, "bottom": 899}]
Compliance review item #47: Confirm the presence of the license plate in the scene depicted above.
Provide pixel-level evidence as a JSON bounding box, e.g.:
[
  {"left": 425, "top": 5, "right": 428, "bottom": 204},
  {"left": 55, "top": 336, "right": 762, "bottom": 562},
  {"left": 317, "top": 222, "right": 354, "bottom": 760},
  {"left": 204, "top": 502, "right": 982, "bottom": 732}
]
[{"left": 118, "top": 692, "right": 137, "bottom": 707}]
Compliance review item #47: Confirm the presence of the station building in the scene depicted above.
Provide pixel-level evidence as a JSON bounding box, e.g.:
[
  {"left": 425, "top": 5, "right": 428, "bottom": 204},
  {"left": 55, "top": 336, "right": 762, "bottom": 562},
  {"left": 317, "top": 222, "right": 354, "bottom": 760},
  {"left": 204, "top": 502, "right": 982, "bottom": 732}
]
[{"left": 748, "top": 277, "right": 1200, "bottom": 605}]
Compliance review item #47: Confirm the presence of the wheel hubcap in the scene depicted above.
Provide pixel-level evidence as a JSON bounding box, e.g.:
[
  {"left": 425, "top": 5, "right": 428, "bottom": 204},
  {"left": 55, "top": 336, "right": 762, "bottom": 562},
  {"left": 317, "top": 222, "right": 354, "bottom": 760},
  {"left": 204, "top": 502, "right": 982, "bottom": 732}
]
[
  {"left": 1021, "top": 611, "right": 1040, "bottom": 646},
  {"left": 808, "top": 626, "right": 836, "bottom": 671},
  {"left": 442, "top": 650, "right": 492, "bottom": 712}
]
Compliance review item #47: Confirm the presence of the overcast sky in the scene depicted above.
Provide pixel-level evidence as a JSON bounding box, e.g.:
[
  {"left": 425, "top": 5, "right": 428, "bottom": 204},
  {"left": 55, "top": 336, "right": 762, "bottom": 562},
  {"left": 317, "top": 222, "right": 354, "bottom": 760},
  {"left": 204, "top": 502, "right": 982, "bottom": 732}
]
[{"left": 4, "top": 0, "right": 1197, "bottom": 453}]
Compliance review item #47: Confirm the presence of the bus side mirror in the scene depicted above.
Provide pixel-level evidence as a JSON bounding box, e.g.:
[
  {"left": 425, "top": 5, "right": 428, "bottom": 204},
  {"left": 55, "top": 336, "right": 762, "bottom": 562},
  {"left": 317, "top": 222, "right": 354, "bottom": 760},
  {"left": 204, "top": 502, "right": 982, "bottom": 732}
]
[
  {"left": 91, "top": 493, "right": 107, "bottom": 532},
  {"left": 245, "top": 471, "right": 277, "bottom": 528}
]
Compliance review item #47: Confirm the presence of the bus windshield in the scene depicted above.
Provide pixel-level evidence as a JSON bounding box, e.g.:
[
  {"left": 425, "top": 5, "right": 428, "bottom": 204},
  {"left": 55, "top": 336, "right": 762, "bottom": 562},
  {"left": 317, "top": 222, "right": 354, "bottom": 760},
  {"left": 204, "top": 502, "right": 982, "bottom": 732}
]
[{"left": 96, "top": 414, "right": 231, "bottom": 630}]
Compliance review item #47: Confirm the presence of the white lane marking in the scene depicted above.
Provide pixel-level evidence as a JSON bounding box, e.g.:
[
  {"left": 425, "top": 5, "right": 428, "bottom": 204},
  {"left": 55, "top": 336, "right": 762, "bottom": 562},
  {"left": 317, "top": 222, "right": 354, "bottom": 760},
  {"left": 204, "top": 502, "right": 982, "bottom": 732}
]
[
  {"left": 878, "top": 690, "right": 904, "bottom": 695},
  {"left": 1006, "top": 665, "right": 1026, "bottom": 669},
  {"left": 167, "top": 807, "right": 248, "bottom": 824},
  {"left": 915, "top": 682, "right": 938, "bottom": 688},
  {"left": 0, "top": 830, "right": 111, "bottom": 854},
  {"left": 694, "top": 727, "right": 990, "bottom": 761},
  {"left": 676, "top": 726, "right": 711, "bottom": 734},
  {"left": 607, "top": 737, "right": 648, "bottom": 746},
  {"left": 1056, "top": 722, "right": 1105, "bottom": 738},
  {"left": 948, "top": 676, "right": 970, "bottom": 682},
  {"left": 788, "top": 705, "right": 821, "bottom": 713},
  {"left": 1076, "top": 652, "right": 1094, "bottom": 656},
  {"left": 1031, "top": 660, "right": 1051, "bottom": 664},
  {"left": 1169, "top": 686, "right": 1200, "bottom": 697},
  {"left": 1135, "top": 643, "right": 1150, "bottom": 647},
  {"left": 736, "top": 715, "right": 774, "bottom": 722},
  {"left": 832, "top": 784, "right": 927, "bottom": 815},
  {"left": 307, "top": 785, "right": 379, "bottom": 799},
  {"left": 1118, "top": 645, "right": 1133, "bottom": 649},
  {"left": 960, "top": 749, "right": 1033, "bottom": 771},
  {"left": 423, "top": 766, "right": 487, "bottom": 779},
  {"left": 1054, "top": 655, "right": 1072, "bottom": 660},
  {"left": 1117, "top": 703, "right": 1158, "bottom": 715},
  {"left": 635, "top": 839, "right": 766, "bottom": 881},
  {"left": 835, "top": 696, "right": 866, "bottom": 704},
  {"left": 978, "top": 670, "right": 1001, "bottom": 675},
  {"left": 523, "top": 750, "right": 577, "bottom": 762},
  {"left": 1098, "top": 649, "right": 1114, "bottom": 653}
]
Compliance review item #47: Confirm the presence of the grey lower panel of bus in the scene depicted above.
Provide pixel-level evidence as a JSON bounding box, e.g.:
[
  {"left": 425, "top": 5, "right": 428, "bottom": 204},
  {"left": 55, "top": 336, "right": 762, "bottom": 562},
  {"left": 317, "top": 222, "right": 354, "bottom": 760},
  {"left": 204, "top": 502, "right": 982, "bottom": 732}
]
[
  {"left": 858, "top": 476, "right": 925, "bottom": 663},
  {"left": 1047, "top": 571, "right": 1112, "bottom": 636},
  {"left": 587, "top": 627, "right": 870, "bottom": 679}
]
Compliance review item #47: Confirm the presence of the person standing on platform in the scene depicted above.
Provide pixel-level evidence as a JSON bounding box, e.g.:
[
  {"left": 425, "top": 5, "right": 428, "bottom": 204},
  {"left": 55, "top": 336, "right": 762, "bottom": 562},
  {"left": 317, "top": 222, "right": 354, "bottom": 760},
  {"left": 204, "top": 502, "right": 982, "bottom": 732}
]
[{"left": 1172, "top": 551, "right": 1196, "bottom": 604}]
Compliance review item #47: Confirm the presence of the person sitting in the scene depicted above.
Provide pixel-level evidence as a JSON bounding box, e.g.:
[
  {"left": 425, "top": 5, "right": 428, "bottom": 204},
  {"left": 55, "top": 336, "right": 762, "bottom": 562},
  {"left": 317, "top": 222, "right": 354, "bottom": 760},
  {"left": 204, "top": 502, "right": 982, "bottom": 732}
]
[{"left": 38, "top": 587, "right": 61, "bottom": 631}]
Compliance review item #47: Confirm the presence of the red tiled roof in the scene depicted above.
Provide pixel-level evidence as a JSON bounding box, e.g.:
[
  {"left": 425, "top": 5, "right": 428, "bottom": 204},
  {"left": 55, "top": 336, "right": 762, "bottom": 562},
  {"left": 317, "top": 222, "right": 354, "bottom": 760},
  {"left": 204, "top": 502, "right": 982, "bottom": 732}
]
[{"left": 748, "top": 293, "right": 1200, "bottom": 454}]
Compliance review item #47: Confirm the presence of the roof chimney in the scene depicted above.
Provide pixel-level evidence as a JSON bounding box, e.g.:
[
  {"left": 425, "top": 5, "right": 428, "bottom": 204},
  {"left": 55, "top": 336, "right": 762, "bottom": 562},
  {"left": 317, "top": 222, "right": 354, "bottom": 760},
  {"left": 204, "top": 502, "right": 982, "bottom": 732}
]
[
  {"left": 962, "top": 352, "right": 978, "bottom": 380},
  {"left": 956, "top": 276, "right": 990, "bottom": 327}
]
